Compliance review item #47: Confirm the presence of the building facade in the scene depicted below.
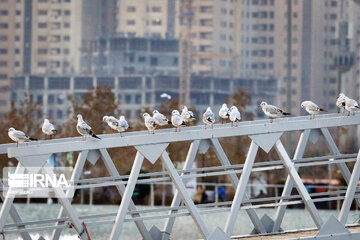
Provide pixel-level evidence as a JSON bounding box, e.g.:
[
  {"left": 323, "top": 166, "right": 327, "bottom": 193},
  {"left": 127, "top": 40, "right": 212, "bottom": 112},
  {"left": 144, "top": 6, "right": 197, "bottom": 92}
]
[
  {"left": 10, "top": 74, "right": 277, "bottom": 123},
  {"left": 81, "top": 37, "right": 179, "bottom": 75}
]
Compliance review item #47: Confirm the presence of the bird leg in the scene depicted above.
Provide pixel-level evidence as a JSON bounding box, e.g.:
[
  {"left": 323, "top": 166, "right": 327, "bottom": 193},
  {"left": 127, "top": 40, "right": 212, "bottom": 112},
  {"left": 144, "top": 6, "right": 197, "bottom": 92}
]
[
  {"left": 211, "top": 124, "right": 213, "bottom": 129},
  {"left": 16, "top": 142, "right": 18, "bottom": 147},
  {"left": 231, "top": 122, "right": 233, "bottom": 127},
  {"left": 348, "top": 111, "right": 351, "bottom": 116},
  {"left": 270, "top": 118, "right": 273, "bottom": 123},
  {"left": 120, "top": 132, "right": 123, "bottom": 137}
]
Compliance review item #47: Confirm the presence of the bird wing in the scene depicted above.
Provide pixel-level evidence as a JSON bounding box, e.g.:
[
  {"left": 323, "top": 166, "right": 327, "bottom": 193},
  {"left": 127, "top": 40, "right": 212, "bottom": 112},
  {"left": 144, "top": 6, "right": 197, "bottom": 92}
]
[
  {"left": 119, "top": 119, "right": 129, "bottom": 129},
  {"left": 13, "top": 130, "right": 28, "bottom": 140},
  {"left": 305, "top": 102, "right": 320, "bottom": 111},
  {"left": 266, "top": 105, "right": 282, "bottom": 114},
  {"left": 43, "top": 122, "right": 55, "bottom": 132}
]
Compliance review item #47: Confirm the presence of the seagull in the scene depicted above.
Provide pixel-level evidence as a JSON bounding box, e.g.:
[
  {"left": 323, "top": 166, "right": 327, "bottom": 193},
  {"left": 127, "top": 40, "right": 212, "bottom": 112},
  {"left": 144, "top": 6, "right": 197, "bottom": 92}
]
[
  {"left": 153, "top": 110, "right": 170, "bottom": 126},
  {"left": 171, "top": 110, "right": 186, "bottom": 132},
  {"left": 301, "top": 101, "right": 326, "bottom": 119},
  {"left": 143, "top": 113, "right": 157, "bottom": 134},
  {"left": 103, "top": 115, "right": 129, "bottom": 136},
  {"left": 8, "top": 128, "right": 37, "bottom": 147},
  {"left": 160, "top": 93, "right": 171, "bottom": 100},
  {"left": 202, "top": 107, "right": 215, "bottom": 129},
  {"left": 181, "top": 106, "right": 196, "bottom": 122},
  {"left": 336, "top": 93, "right": 346, "bottom": 113},
  {"left": 344, "top": 96, "right": 360, "bottom": 116},
  {"left": 76, "top": 114, "right": 101, "bottom": 140},
  {"left": 229, "top": 106, "right": 241, "bottom": 126},
  {"left": 42, "top": 119, "right": 57, "bottom": 139},
  {"left": 258, "top": 101, "right": 290, "bottom": 123},
  {"left": 219, "top": 103, "right": 230, "bottom": 123}
]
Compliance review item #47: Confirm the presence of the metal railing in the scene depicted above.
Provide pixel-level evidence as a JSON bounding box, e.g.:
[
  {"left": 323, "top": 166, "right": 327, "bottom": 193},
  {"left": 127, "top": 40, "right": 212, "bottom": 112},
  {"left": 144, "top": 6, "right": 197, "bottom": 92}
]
[{"left": 0, "top": 113, "right": 360, "bottom": 239}]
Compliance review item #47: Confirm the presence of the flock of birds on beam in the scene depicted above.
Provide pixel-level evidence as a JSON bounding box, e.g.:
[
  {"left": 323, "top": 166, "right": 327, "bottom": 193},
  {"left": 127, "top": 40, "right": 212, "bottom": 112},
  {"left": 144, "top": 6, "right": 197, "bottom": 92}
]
[{"left": 7, "top": 93, "right": 360, "bottom": 146}]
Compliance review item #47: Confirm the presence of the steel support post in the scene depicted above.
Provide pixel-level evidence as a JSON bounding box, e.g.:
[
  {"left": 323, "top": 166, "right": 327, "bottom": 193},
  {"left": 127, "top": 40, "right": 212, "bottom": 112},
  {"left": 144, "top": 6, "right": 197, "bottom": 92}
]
[
  {"left": 110, "top": 152, "right": 144, "bottom": 240},
  {"left": 321, "top": 128, "right": 360, "bottom": 207},
  {"left": 0, "top": 166, "right": 32, "bottom": 240},
  {"left": 211, "top": 138, "right": 266, "bottom": 234},
  {"left": 161, "top": 151, "right": 210, "bottom": 240},
  {"left": 0, "top": 163, "right": 25, "bottom": 232},
  {"left": 224, "top": 141, "right": 259, "bottom": 236},
  {"left": 99, "top": 148, "right": 152, "bottom": 240},
  {"left": 52, "top": 150, "right": 88, "bottom": 240},
  {"left": 42, "top": 163, "right": 89, "bottom": 240},
  {"left": 275, "top": 140, "right": 323, "bottom": 229},
  {"left": 272, "top": 130, "right": 311, "bottom": 232},
  {"left": 162, "top": 140, "right": 200, "bottom": 237},
  {"left": 338, "top": 150, "right": 360, "bottom": 224}
]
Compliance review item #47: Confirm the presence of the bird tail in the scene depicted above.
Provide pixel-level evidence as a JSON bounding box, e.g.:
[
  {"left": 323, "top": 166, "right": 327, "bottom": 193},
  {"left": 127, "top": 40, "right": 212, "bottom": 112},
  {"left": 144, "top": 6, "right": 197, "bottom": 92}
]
[
  {"left": 355, "top": 106, "right": 360, "bottom": 109},
  {"left": 319, "top": 108, "right": 327, "bottom": 112},
  {"left": 89, "top": 130, "right": 101, "bottom": 140},
  {"left": 52, "top": 129, "right": 57, "bottom": 133},
  {"left": 282, "top": 112, "right": 291, "bottom": 116},
  {"left": 168, "top": 120, "right": 172, "bottom": 124},
  {"left": 181, "top": 121, "right": 187, "bottom": 126},
  {"left": 226, "top": 113, "right": 230, "bottom": 117},
  {"left": 29, "top": 137, "right": 37, "bottom": 141}
]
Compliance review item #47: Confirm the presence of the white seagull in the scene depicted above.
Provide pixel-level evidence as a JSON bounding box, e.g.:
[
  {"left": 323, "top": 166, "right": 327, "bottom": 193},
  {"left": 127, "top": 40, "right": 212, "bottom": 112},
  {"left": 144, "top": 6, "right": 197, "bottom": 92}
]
[
  {"left": 336, "top": 93, "right": 346, "bottom": 113},
  {"left": 143, "top": 113, "right": 157, "bottom": 134},
  {"left": 219, "top": 103, "right": 230, "bottom": 123},
  {"left": 229, "top": 106, "right": 241, "bottom": 126},
  {"left": 202, "top": 107, "right": 215, "bottom": 129},
  {"left": 103, "top": 115, "right": 129, "bottom": 136},
  {"left": 153, "top": 110, "right": 170, "bottom": 126},
  {"left": 76, "top": 114, "right": 101, "bottom": 141},
  {"left": 258, "top": 101, "right": 290, "bottom": 123},
  {"left": 181, "top": 106, "right": 196, "bottom": 122},
  {"left": 42, "top": 119, "right": 57, "bottom": 139},
  {"left": 171, "top": 110, "right": 186, "bottom": 132},
  {"left": 344, "top": 96, "right": 360, "bottom": 116},
  {"left": 8, "top": 128, "right": 37, "bottom": 147},
  {"left": 301, "top": 101, "right": 326, "bottom": 119}
]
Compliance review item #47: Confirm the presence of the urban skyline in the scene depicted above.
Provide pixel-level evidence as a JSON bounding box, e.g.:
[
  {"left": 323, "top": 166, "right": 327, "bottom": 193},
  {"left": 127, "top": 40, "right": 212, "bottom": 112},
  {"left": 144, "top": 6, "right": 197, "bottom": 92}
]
[{"left": 0, "top": 0, "right": 359, "bottom": 120}]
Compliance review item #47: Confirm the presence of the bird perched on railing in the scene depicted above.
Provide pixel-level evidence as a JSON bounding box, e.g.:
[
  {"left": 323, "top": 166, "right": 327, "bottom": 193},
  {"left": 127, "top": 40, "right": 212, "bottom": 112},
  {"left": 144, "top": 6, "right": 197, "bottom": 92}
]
[
  {"left": 301, "top": 101, "right": 326, "bottom": 119},
  {"left": 42, "top": 119, "right": 57, "bottom": 139},
  {"left": 8, "top": 128, "right": 37, "bottom": 147},
  {"left": 143, "top": 113, "right": 157, "bottom": 134},
  {"left": 229, "top": 106, "right": 241, "bottom": 126},
  {"left": 203, "top": 107, "right": 215, "bottom": 129},
  {"left": 344, "top": 96, "right": 360, "bottom": 116},
  {"left": 77, "top": 114, "right": 101, "bottom": 140},
  {"left": 219, "top": 103, "right": 230, "bottom": 123},
  {"left": 171, "top": 110, "right": 186, "bottom": 132},
  {"left": 103, "top": 115, "right": 129, "bottom": 137},
  {"left": 153, "top": 110, "right": 170, "bottom": 126},
  {"left": 258, "top": 101, "right": 290, "bottom": 123},
  {"left": 336, "top": 93, "right": 346, "bottom": 114},
  {"left": 181, "top": 106, "right": 196, "bottom": 122}
]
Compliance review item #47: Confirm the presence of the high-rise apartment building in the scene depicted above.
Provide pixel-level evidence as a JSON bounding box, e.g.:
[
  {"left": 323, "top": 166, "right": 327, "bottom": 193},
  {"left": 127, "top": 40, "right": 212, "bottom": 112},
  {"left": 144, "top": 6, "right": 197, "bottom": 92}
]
[
  {"left": 116, "top": 0, "right": 176, "bottom": 38},
  {"left": 0, "top": 0, "right": 115, "bottom": 116}
]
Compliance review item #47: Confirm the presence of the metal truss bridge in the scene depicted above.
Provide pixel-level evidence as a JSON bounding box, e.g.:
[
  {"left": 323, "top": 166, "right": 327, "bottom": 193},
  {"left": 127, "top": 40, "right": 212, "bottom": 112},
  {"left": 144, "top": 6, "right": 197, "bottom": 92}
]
[{"left": 1, "top": 113, "right": 360, "bottom": 240}]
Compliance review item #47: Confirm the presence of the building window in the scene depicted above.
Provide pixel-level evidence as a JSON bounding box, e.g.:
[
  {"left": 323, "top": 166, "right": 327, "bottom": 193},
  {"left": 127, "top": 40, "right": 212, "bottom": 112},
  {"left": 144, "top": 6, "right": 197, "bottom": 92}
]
[
  {"left": 126, "top": 19, "right": 135, "bottom": 25},
  {"left": 64, "top": 10, "right": 70, "bottom": 16},
  {"left": 38, "top": 10, "right": 47, "bottom": 15},
  {"left": 16, "top": 10, "right": 21, "bottom": 15},
  {"left": 152, "top": 6, "right": 161, "bottom": 12},
  {"left": 38, "top": 48, "right": 47, "bottom": 54},
  {"left": 0, "top": 49, "right": 8, "bottom": 54},
  {"left": 150, "top": 57, "right": 158, "bottom": 66},
  {"left": 0, "top": 23, "right": 8, "bottom": 29},
  {"left": 15, "top": 48, "right": 20, "bottom": 54},
  {"left": 63, "top": 35, "right": 70, "bottom": 41},
  {"left": 38, "top": 23, "right": 47, "bottom": 28},
  {"left": 64, "top": 22, "right": 70, "bottom": 28},
  {"left": 152, "top": 19, "right": 161, "bottom": 26},
  {"left": 0, "top": 35, "right": 7, "bottom": 41},
  {"left": 0, "top": 61, "right": 7, "bottom": 67},
  {"left": 15, "top": 35, "right": 20, "bottom": 41},
  {"left": 0, "top": 74, "right": 7, "bottom": 80},
  {"left": 0, "top": 10, "right": 8, "bottom": 15},
  {"left": 38, "top": 61, "right": 47, "bottom": 67},
  {"left": 63, "top": 48, "right": 69, "bottom": 54},
  {"left": 38, "top": 36, "right": 47, "bottom": 41},
  {"left": 127, "top": 6, "right": 136, "bottom": 12}
]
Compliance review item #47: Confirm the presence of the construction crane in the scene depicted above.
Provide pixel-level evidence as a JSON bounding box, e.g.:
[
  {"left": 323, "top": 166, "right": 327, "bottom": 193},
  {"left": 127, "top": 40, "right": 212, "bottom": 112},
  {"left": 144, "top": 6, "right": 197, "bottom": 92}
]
[{"left": 179, "top": 0, "right": 193, "bottom": 106}]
